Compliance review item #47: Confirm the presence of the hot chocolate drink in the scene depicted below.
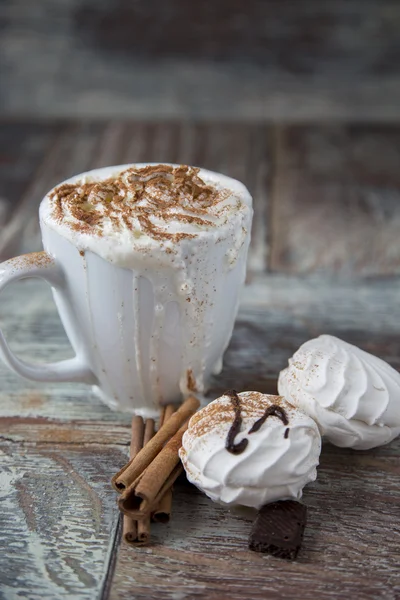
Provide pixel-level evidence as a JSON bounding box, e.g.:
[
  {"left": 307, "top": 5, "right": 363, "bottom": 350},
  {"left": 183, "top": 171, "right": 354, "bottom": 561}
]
[{"left": 36, "top": 164, "right": 253, "bottom": 414}]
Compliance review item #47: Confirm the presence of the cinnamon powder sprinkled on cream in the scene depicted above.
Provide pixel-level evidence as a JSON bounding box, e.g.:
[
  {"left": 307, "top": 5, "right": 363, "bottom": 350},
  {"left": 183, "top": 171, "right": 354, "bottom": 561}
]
[{"left": 49, "top": 164, "right": 232, "bottom": 243}]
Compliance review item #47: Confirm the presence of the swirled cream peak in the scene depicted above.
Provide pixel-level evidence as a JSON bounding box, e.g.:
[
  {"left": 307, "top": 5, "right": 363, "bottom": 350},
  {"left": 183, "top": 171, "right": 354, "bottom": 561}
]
[
  {"left": 179, "top": 391, "right": 321, "bottom": 509},
  {"left": 278, "top": 335, "right": 400, "bottom": 450},
  {"left": 43, "top": 164, "right": 250, "bottom": 255}
]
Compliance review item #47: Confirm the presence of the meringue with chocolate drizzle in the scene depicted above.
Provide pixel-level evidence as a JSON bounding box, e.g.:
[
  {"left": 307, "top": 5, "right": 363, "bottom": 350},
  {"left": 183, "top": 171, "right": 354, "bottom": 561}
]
[
  {"left": 278, "top": 335, "right": 400, "bottom": 450},
  {"left": 179, "top": 391, "right": 321, "bottom": 509}
]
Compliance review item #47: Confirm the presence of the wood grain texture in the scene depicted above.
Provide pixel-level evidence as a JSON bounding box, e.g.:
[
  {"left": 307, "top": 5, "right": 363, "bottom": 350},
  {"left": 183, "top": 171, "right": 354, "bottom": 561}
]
[
  {"left": 2, "top": 1, "right": 400, "bottom": 120},
  {"left": 0, "top": 417, "right": 131, "bottom": 446},
  {"left": 109, "top": 444, "right": 400, "bottom": 600},
  {"left": 1, "top": 118, "right": 400, "bottom": 599},
  {"left": 0, "top": 122, "right": 60, "bottom": 228},
  {"left": 2, "top": 276, "right": 400, "bottom": 429},
  {"left": 270, "top": 125, "right": 400, "bottom": 276},
  {"left": 0, "top": 442, "right": 125, "bottom": 600}
]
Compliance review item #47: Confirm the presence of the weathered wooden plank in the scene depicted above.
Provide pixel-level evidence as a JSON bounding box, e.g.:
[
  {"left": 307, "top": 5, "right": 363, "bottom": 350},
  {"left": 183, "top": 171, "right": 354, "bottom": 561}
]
[
  {"left": 0, "top": 418, "right": 131, "bottom": 446},
  {"left": 1, "top": 1, "right": 400, "bottom": 120},
  {"left": 2, "top": 275, "right": 400, "bottom": 442},
  {"left": 0, "top": 442, "right": 125, "bottom": 600},
  {"left": 89, "top": 122, "right": 131, "bottom": 170},
  {"left": 109, "top": 445, "right": 400, "bottom": 600},
  {"left": 0, "top": 191, "right": 399, "bottom": 597},
  {"left": 245, "top": 127, "right": 270, "bottom": 272},
  {"left": 0, "top": 117, "right": 399, "bottom": 600},
  {"left": 270, "top": 125, "right": 400, "bottom": 277}
]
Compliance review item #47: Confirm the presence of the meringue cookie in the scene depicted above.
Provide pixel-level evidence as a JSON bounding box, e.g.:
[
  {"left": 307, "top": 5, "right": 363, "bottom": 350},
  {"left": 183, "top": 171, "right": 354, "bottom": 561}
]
[
  {"left": 179, "top": 391, "right": 321, "bottom": 509},
  {"left": 278, "top": 335, "right": 400, "bottom": 450}
]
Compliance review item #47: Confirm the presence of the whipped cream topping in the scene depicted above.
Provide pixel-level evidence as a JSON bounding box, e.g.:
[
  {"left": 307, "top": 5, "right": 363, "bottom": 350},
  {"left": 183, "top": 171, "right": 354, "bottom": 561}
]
[
  {"left": 41, "top": 164, "right": 251, "bottom": 268},
  {"left": 179, "top": 392, "right": 321, "bottom": 509},
  {"left": 278, "top": 335, "right": 400, "bottom": 450}
]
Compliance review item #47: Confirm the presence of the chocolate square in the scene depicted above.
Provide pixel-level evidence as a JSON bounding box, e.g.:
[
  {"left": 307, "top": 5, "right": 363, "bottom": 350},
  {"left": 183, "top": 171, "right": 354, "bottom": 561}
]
[{"left": 248, "top": 500, "right": 307, "bottom": 560}]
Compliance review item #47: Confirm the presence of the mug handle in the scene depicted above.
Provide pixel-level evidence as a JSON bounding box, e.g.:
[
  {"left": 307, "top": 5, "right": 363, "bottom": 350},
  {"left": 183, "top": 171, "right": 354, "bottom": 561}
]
[{"left": 0, "top": 251, "right": 96, "bottom": 384}]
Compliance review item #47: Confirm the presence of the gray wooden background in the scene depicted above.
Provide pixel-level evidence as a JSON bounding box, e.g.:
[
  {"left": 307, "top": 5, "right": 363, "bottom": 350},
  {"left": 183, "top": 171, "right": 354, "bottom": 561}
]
[
  {"left": 1, "top": 2, "right": 400, "bottom": 599},
  {"left": 1, "top": 0, "right": 400, "bottom": 121}
]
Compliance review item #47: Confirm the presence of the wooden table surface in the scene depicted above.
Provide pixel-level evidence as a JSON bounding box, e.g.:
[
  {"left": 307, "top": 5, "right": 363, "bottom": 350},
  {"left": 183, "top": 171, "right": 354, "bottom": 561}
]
[{"left": 0, "top": 120, "right": 400, "bottom": 600}]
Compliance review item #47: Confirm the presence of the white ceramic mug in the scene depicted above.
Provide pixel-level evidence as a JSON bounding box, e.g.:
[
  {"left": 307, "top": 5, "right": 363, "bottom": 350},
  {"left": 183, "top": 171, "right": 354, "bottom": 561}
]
[{"left": 0, "top": 164, "right": 252, "bottom": 416}]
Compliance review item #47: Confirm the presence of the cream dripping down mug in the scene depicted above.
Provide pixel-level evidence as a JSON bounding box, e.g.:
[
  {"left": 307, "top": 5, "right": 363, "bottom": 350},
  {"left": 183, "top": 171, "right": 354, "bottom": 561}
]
[{"left": 0, "top": 164, "right": 253, "bottom": 416}]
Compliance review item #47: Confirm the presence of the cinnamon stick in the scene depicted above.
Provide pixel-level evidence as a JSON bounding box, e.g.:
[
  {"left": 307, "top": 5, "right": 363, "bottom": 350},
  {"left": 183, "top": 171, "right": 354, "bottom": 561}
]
[
  {"left": 159, "top": 403, "right": 176, "bottom": 427},
  {"left": 122, "top": 418, "right": 154, "bottom": 546},
  {"left": 132, "top": 419, "right": 155, "bottom": 544},
  {"left": 151, "top": 477, "right": 180, "bottom": 523},
  {"left": 121, "top": 417, "right": 144, "bottom": 544},
  {"left": 118, "top": 423, "right": 188, "bottom": 518},
  {"left": 122, "top": 516, "right": 138, "bottom": 545},
  {"left": 143, "top": 418, "right": 155, "bottom": 446},
  {"left": 129, "top": 416, "right": 145, "bottom": 456},
  {"left": 137, "top": 516, "right": 151, "bottom": 544},
  {"left": 112, "top": 416, "right": 145, "bottom": 492},
  {"left": 152, "top": 404, "right": 177, "bottom": 524},
  {"left": 113, "top": 395, "right": 199, "bottom": 491}
]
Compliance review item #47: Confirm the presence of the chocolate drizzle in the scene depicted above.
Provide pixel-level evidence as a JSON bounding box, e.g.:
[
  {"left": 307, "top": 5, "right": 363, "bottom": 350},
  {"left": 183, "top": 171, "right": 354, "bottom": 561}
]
[
  {"left": 225, "top": 391, "right": 290, "bottom": 455},
  {"left": 225, "top": 390, "right": 249, "bottom": 455},
  {"left": 248, "top": 405, "right": 289, "bottom": 434}
]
